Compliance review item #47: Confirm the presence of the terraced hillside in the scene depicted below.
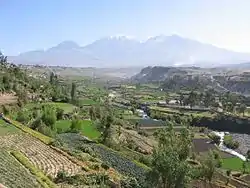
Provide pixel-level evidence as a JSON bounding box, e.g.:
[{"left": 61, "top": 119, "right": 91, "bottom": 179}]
[
  {"left": 0, "top": 133, "right": 81, "bottom": 178},
  {"left": 0, "top": 150, "right": 41, "bottom": 188}
]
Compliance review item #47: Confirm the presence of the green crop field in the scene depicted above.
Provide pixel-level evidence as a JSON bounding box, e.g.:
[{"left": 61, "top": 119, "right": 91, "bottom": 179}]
[
  {"left": 56, "top": 119, "right": 101, "bottom": 140},
  {"left": 0, "top": 150, "right": 41, "bottom": 188},
  {"left": 25, "top": 102, "right": 76, "bottom": 113},
  {"left": 0, "top": 119, "right": 20, "bottom": 136},
  {"left": 79, "top": 98, "right": 98, "bottom": 105},
  {"left": 222, "top": 157, "right": 250, "bottom": 172}
]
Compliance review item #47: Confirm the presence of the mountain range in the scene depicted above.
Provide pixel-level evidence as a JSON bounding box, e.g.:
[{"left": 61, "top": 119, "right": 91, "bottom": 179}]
[{"left": 8, "top": 35, "right": 250, "bottom": 68}]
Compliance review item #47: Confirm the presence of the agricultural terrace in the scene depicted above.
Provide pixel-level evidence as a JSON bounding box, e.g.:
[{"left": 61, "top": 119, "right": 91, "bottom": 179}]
[
  {"left": 0, "top": 150, "right": 41, "bottom": 188},
  {"left": 0, "top": 119, "right": 20, "bottom": 136},
  {"left": 0, "top": 125, "right": 81, "bottom": 178},
  {"left": 25, "top": 102, "right": 76, "bottom": 113},
  {"left": 56, "top": 119, "right": 101, "bottom": 140},
  {"left": 222, "top": 157, "right": 250, "bottom": 172},
  {"left": 149, "top": 106, "right": 214, "bottom": 117}
]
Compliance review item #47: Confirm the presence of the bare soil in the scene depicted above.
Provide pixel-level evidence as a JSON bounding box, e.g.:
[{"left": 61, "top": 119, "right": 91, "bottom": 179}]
[{"left": 0, "top": 94, "right": 17, "bottom": 105}]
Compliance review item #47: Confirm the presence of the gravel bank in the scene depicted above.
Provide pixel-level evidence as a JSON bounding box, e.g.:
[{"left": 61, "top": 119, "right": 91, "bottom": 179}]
[{"left": 231, "top": 133, "right": 250, "bottom": 155}]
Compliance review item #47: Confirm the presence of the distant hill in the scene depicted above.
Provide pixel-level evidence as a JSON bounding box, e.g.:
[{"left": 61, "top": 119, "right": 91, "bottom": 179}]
[{"left": 8, "top": 35, "right": 250, "bottom": 67}]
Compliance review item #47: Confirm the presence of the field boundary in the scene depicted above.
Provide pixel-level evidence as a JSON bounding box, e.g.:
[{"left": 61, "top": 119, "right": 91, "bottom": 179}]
[
  {"left": 2, "top": 116, "right": 54, "bottom": 144},
  {"left": 11, "top": 150, "right": 57, "bottom": 188}
]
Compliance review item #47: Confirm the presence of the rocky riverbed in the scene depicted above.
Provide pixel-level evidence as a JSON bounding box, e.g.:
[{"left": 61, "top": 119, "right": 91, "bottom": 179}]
[{"left": 231, "top": 133, "right": 250, "bottom": 155}]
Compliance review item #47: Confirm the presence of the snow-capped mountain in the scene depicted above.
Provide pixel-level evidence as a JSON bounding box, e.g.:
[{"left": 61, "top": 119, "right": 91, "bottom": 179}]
[{"left": 8, "top": 35, "right": 250, "bottom": 67}]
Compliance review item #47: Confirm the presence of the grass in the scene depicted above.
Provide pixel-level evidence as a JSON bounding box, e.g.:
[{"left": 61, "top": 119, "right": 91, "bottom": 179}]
[
  {"left": 56, "top": 119, "right": 101, "bottom": 140},
  {"left": 4, "top": 117, "right": 54, "bottom": 145},
  {"left": 79, "top": 98, "right": 98, "bottom": 105},
  {"left": 25, "top": 102, "right": 76, "bottom": 113},
  {"left": 11, "top": 150, "right": 57, "bottom": 188},
  {"left": 0, "top": 119, "right": 20, "bottom": 136},
  {"left": 222, "top": 157, "right": 250, "bottom": 172},
  {"left": 123, "top": 114, "right": 142, "bottom": 120}
]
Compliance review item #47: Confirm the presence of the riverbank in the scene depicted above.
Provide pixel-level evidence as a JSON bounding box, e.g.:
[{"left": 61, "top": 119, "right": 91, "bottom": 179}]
[{"left": 213, "top": 131, "right": 246, "bottom": 161}]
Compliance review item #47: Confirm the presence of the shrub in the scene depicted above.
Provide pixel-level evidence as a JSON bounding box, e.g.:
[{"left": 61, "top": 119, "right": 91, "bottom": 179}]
[
  {"left": 41, "top": 106, "right": 56, "bottom": 129},
  {"left": 208, "top": 133, "right": 221, "bottom": 145},
  {"left": 101, "top": 162, "right": 110, "bottom": 170},
  {"left": 16, "top": 110, "right": 30, "bottom": 124},
  {"left": 121, "top": 176, "right": 140, "bottom": 188},
  {"left": 37, "top": 125, "right": 54, "bottom": 137},
  {"left": 2, "top": 105, "right": 9, "bottom": 115},
  {"left": 91, "top": 164, "right": 100, "bottom": 170},
  {"left": 138, "top": 130, "right": 148, "bottom": 137},
  {"left": 70, "top": 118, "right": 82, "bottom": 133},
  {"left": 138, "top": 155, "right": 151, "bottom": 166},
  {"left": 247, "top": 150, "right": 250, "bottom": 160},
  {"left": 56, "top": 108, "right": 64, "bottom": 120},
  {"left": 56, "top": 171, "right": 68, "bottom": 183},
  {"left": 223, "top": 135, "right": 239, "bottom": 149}
]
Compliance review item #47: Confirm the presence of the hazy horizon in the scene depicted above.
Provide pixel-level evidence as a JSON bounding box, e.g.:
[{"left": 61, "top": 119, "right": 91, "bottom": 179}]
[{"left": 1, "top": 0, "right": 250, "bottom": 56}]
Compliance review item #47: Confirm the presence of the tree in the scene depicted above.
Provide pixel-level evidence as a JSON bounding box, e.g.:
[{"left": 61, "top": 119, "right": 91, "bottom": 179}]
[
  {"left": 41, "top": 106, "right": 57, "bottom": 129},
  {"left": 148, "top": 125, "right": 192, "bottom": 188},
  {"left": 239, "top": 103, "right": 247, "bottom": 116},
  {"left": 247, "top": 150, "right": 250, "bottom": 161},
  {"left": 187, "top": 91, "right": 197, "bottom": 109},
  {"left": 100, "top": 113, "right": 114, "bottom": 145},
  {"left": 70, "top": 118, "right": 82, "bottom": 133},
  {"left": 16, "top": 110, "right": 30, "bottom": 124},
  {"left": 89, "top": 106, "right": 96, "bottom": 120},
  {"left": 179, "top": 93, "right": 184, "bottom": 106},
  {"left": 71, "top": 82, "right": 76, "bottom": 101},
  {"left": 226, "top": 170, "right": 231, "bottom": 185},
  {"left": 200, "top": 150, "right": 216, "bottom": 183},
  {"left": 242, "top": 161, "right": 247, "bottom": 174},
  {"left": 56, "top": 108, "right": 64, "bottom": 120},
  {"left": 204, "top": 90, "right": 215, "bottom": 107}
]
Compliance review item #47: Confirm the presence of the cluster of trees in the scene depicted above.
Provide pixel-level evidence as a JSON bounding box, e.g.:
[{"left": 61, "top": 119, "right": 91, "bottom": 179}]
[
  {"left": 89, "top": 104, "right": 115, "bottom": 145},
  {"left": 178, "top": 89, "right": 217, "bottom": 108},
  {"left": 223, "top": 135, "right": 239, "bottom": 150},
  {"left": 147, "top": 125, "right": 221, "bottom": 188},
  {"left": 0, "top": 52, "right": 80, "bottom": 107},
  {"left": 177, "top": 89, "right": 248, "bottom": 116}
]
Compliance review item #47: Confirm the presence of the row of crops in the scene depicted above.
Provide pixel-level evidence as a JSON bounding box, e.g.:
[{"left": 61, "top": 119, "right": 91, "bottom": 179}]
[
  {"left": 0, "top": 150, "right": 41, "bottom": 188},
  {"left": 56, "top": 133, "right": 150, "bottom": 186}
]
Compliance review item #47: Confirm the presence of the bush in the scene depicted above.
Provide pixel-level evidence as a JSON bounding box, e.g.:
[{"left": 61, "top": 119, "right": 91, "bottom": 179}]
[
  {"left": 121, "top": 176, "right": 140, "bottom": 188},
  {"left": 56, "top": 171, "right": 68, "bottom": 183},
  {"left": 56, "top": 108, "right": 64, "bottom": 120},
  {"left": 223, "top": 135, "right": 239, "bottom": 149},
  {"left": 37, "top": 125, "right": 54, "bottom": 137},
  {"left": 41, "top": 106, "right": 56, "bottom": 129},
  {"left": 138, "top": 155, "right": 151, "bottom": 166},
  {"left": 91, "top": 164, "right": 100, "bottom": 170},
  {"left": 101, "top": 162, "right": 110, "bottom": 170},
  {"left": 16, "top": 110, "right": 30, "bottom": 124},
  {"left": 138, "top": 130, "right": 148, "bottom": 137},
  {"left": 2, "top": 105, "right": 9, "bottom": 115},
  {"left": 208, "top": 133, "right": 221, "bottom": 145},
  {"left": 70, "top": 119, "right": 82, "bottom": 133}
]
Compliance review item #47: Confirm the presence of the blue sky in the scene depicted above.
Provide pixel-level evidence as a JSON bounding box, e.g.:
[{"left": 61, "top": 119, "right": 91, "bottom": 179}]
[{"left": 1, "top": 0, "right": 250, "bottom": 55}]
